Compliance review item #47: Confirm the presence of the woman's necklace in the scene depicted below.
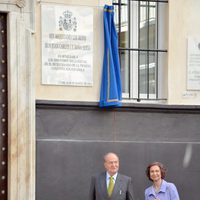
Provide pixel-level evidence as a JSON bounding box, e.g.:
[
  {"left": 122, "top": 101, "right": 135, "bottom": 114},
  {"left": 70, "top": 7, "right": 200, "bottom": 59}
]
[
  {"left": 154, "top": 186, "right": 160, "bottom": 193},
  {"left": 153, "top": 180, "right": 162, "bottom": 193}
]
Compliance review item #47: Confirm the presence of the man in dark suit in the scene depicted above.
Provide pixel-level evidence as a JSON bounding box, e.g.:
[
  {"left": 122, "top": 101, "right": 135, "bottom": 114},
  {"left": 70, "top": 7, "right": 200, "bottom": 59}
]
[{"left": 89, "top": 152, "right": 135, "bottom": 200}]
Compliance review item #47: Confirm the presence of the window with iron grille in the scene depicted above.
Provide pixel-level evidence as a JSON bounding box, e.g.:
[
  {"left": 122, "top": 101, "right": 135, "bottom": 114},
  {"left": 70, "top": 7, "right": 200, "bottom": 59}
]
[{"left": 113, "top": 0, "right": 168, "bottom": 102}]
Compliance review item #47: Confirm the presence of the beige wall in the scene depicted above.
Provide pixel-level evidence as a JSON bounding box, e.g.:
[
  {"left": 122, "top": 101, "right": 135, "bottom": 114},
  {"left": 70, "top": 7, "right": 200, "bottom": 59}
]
[
  {"left": 36, "top": 0, "right": 200, "bottom": 105},
  {"left": 35, "top": 0, "right": 111, "bottom": 102},
  {"left": 168, "top": 0, "right": 200, "bottom": 105}
]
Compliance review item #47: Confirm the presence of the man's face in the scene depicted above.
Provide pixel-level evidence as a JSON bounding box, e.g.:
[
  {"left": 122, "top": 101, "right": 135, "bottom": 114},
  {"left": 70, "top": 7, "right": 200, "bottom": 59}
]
[{"left": 104, "top": 153, "right": 119, "bottom": 176}]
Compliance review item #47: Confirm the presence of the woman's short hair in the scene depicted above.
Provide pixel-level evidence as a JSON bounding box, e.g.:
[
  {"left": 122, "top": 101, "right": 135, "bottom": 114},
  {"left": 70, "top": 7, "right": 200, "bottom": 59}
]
[{"left": 146, "top": 161, "right": 167, "bottom": 181}]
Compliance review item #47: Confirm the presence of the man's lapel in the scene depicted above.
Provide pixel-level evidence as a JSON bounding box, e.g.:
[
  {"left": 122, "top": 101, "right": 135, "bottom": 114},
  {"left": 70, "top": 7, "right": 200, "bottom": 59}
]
[{"left": 100, "top": 172, "right": 108, "bottom": 198}]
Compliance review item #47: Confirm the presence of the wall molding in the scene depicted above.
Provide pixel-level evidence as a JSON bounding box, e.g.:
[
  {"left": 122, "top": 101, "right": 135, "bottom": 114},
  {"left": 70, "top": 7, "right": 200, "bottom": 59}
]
[{"left": 36, "top": 100, "right": 200, "bottom": 114}]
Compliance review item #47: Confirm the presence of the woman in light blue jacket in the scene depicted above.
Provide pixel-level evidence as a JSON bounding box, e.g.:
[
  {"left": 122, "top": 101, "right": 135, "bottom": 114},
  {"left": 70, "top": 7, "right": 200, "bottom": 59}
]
[{"left": 145, "top": 162, "right": 180, "bottom": 200}]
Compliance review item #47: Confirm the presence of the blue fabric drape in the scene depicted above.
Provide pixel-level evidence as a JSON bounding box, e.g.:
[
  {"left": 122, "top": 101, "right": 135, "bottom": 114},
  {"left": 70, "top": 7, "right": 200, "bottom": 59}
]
[{"left": 99, "top": 5, "right": 122, "bottom": 107}]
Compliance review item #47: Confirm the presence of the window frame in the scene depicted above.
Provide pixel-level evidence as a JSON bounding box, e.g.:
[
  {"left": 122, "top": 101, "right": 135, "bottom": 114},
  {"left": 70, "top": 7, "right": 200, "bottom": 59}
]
[{"left": 113, "top": 0, "right": 168, "bottom": 103}]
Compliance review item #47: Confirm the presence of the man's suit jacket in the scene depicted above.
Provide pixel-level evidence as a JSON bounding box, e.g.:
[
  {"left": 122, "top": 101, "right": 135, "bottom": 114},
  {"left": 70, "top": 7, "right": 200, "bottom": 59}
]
[{"left": 89, "top": 172, "right": 135, "bottom": 200}]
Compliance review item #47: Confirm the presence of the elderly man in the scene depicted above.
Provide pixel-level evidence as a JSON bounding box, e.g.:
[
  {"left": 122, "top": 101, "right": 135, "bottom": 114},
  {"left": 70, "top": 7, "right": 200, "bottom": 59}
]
[{"left": 89, "top": 152, "right": 135, "bottom": 200}]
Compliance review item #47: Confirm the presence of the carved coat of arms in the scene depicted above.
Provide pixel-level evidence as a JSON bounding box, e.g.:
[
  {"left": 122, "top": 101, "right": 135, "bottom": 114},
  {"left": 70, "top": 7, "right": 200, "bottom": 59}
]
[{"left": 59, "top": 10, "right": 77, "bottom": 32}]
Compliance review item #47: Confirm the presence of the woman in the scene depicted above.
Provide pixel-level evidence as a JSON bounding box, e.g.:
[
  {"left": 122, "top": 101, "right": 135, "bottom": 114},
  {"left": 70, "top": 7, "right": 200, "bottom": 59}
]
[{"left": 145, "top": 162, "right": 180, "bottom": 200}]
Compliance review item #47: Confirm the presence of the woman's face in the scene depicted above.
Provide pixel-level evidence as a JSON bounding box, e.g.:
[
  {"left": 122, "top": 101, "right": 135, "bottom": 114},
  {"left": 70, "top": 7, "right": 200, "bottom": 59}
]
[{"left": 149, "top": 165, "right": 162, "bottom": 182}]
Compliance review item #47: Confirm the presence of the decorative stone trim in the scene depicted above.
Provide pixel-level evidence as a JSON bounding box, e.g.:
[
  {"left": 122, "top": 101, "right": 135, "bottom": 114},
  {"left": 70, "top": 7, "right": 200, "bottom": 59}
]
[
  {"left": 7, "top": 7, "right": 35, "bottom": 200},
  {"left": 16, "top": 0, "right": 26, "bottom": 8}
]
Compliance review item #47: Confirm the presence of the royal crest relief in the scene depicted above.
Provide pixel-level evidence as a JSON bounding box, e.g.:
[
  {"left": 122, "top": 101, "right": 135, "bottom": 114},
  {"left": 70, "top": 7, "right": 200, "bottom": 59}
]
[{"left": 59, "top": 10, "right": 77, "bottom": 32}]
